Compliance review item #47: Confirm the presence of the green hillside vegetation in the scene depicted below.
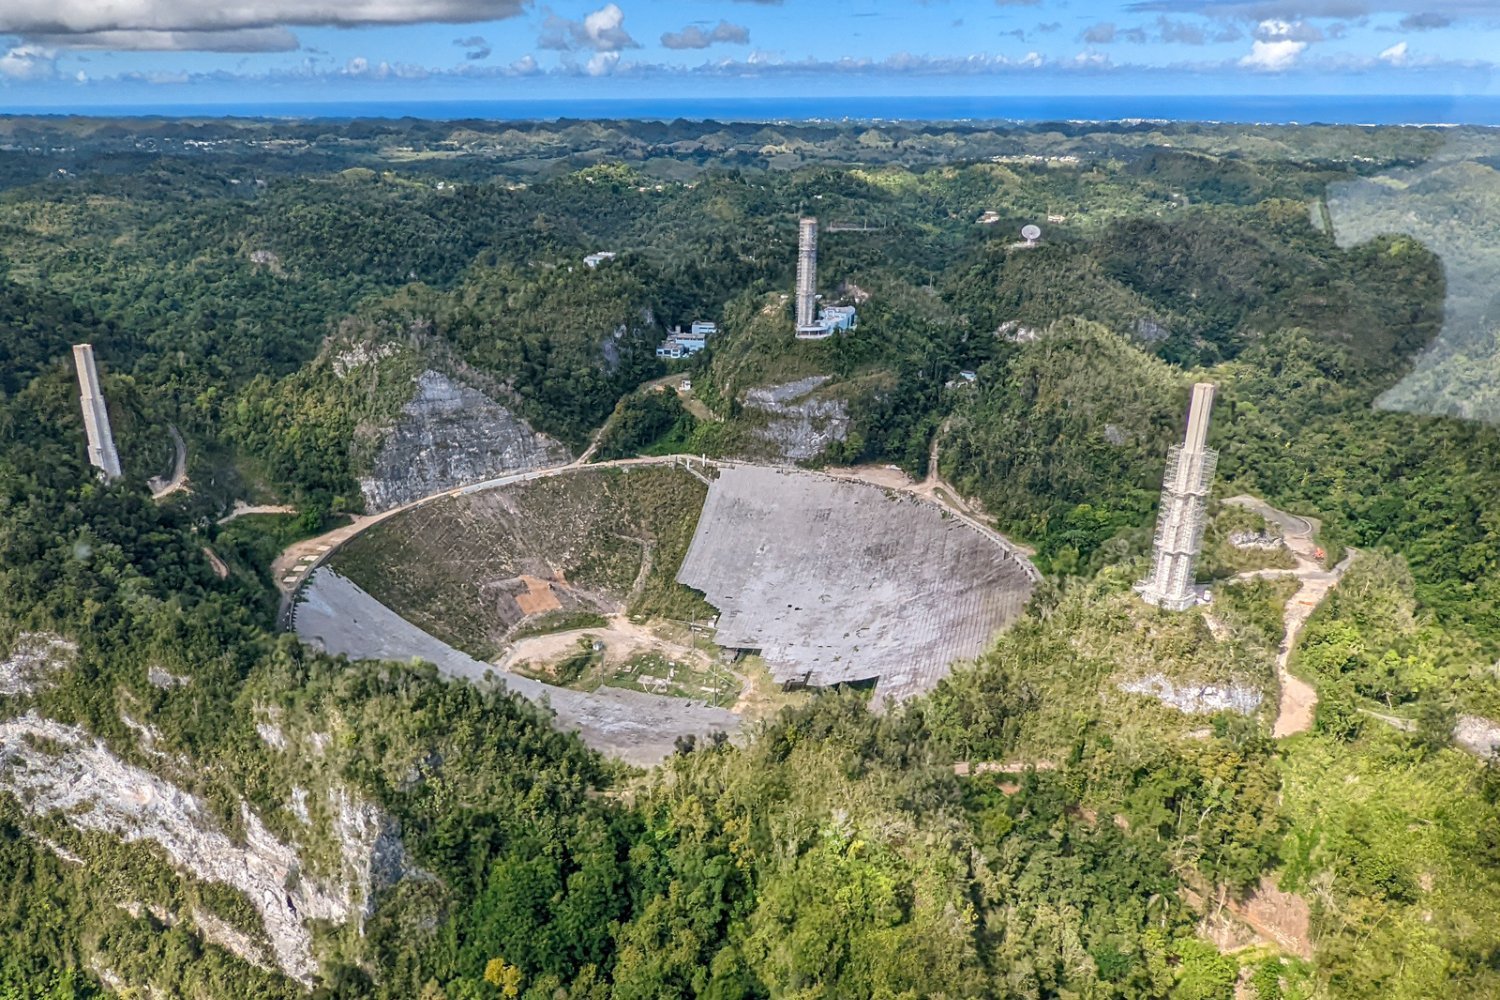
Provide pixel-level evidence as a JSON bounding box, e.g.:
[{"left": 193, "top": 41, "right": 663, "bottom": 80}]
[
  {"left": 0, "top": 117, "right": 1497, "bottom": 999},
  {"left": 331, "top": 467, "right": 712, "bottom": 659}
]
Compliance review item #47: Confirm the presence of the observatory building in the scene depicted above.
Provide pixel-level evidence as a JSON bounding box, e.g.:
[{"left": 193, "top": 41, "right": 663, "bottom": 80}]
[
  {"left": 1136, "top": 382, "right": 1218, "bottom": 611},
  {"left": 795, "top": 216, "right": 820, "bottom": 333},
  {"left": 72, "top": 344, "right": 122, "bottom": 482}
]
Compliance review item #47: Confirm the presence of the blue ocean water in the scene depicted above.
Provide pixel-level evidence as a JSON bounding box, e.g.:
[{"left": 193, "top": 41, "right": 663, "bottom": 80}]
[{"left": 11, "top": 95, "right": 1500, "bottom": 126}]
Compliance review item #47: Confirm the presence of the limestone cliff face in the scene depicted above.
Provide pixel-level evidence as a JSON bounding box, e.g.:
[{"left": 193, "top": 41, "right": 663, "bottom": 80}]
[
  {"left": 359, "top": 371, "right": 571, "bottom": 512},
  {"left": 0, "top": 713, "right": 415, "bottom": 985},
  {"left": 741, "top": 376, "right": 851, "bottom": 463}
]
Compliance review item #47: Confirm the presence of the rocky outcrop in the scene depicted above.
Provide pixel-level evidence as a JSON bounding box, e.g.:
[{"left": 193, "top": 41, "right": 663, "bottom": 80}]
[
  {"left": 0, "top": 631, "right": 75, "bottom": 696},
  {"left": 742, "top": 376, "right": 850, "bottom": 462},
  {"left": 1118, "top": 674, "right": 1263, "bottom": 716},
  {"left": 0, "top": 713, "right": 413, "bottom": 985},
  {"left": 1455, "top": 715, "right": 1500, "bottom": 759},
  {"left": 359, "top": 370, "right": 571, "bottom": 512}
]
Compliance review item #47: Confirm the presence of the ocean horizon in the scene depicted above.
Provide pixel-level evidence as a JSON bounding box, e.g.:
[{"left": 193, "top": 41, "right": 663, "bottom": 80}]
[{"left": 8, "top": 94, "right": 1500, "bottom": 127}]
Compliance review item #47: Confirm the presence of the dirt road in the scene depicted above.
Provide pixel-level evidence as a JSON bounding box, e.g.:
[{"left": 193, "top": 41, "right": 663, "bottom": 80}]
[
  {"left": 1224, "top": 495, "right": 1357, "bottom": 738},
  {"left": 496, "top": 617, "right": 711, "bottom": 675},
  {"left": 149, "top": 425, "right": 188, "bottom": 500},
  {"left": 217, "top": 501, "right": 299, "bottom": 525}
]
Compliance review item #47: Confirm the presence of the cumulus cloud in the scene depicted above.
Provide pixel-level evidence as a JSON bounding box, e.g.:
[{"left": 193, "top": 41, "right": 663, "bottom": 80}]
[
  {"left": 1239, "top": 18, "right": 1319, "bottom": 68},
  {"left": 0, "top": 45, "right": 56, "bottom": 80},
  {"left": 1241, "top": 39, "right": 1306, "bottom": 69},
  {"left": 661, "top": 20, "right": 749, "bottom": 49},
  {"left": 0, "top": 0, "right": 528, "bottom": 51},
  {"left": 539, "top": 4, "right": 638, "bottom": 52},
  {"left": 1379, "top": 39, "right": 1409, "bottom": 63},
  {"left": 585, "top": 51, "right": 619, "bottom": 75}
]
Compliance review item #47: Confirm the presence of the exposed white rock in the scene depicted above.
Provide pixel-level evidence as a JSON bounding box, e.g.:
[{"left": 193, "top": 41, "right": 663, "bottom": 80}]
[
  {"left": 1455, "top": 715, "right": 1500, "bottom": 759},
  {"left": 256, "top": 721, "right": 288, "bottom": 751},
  {"left": 147, "top": 666, "right": 191, "bottom": 689},
  {"left": 289, "top": 786, "right": 311, "bottom": 826},
  {"left": 0, "top": 632, "right": 76, "bottom": 696},
  {"left": 1118, "top": 674, "right": 1263, "bottom": 716},
  {"left": 997, "top": 320, "right": 1042, "bottom": 343},
  {"left": 193, "top": 907, "right": 275, "bottom": 972},
  {"left": 331, "top": 341, "right": 399, "bottom": 378},
  {"left": 359, "top": 370, "right": 570, "bottom": 512},
  {"left": 0, "top": 714, "right": 409, "bottom": 985},
  {"left": 121, "top": 713, "right": 167, "bottom": 758},
  {"left": 1230, "top": 530, "right": 1284, "bottom": 551},
  {"left": 40, "top": 836, "right": 84, "bottom": 866},
  {"left": 742, "top": 376, "right": 850, "bottom": 462}
]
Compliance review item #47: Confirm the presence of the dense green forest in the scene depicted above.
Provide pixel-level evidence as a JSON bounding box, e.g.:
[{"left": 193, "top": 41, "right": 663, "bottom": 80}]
[{"left": 0, "top": 116, "right": 1498, "bottom": 999}]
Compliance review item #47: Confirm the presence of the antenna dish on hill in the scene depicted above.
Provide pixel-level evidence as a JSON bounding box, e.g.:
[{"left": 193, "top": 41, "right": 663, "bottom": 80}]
[{"left": 1021, "top": 224, "right": 1042, "bottom": 243}]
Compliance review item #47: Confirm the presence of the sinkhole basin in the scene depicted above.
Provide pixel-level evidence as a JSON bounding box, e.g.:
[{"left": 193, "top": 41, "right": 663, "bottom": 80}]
[{"left": 292, "top": 461, "right": 1037, "bottom": 764}]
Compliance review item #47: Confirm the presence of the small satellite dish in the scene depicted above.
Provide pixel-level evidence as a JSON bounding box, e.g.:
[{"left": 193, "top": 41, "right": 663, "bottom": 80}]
[{"left": 1021, "top": 224, "right": 1042, "bottom": 243}]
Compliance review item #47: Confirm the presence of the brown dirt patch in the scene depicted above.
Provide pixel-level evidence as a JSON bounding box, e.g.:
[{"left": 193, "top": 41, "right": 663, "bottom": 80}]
[
  {"left": 514, "top": 575, "right": 563, "bottom": 615},
  {"left": 1188, "top": 877, "right": 1313, "bottom": 960},
  {"left": 202, "top": 546, "right": 229, "bottom": 580}
]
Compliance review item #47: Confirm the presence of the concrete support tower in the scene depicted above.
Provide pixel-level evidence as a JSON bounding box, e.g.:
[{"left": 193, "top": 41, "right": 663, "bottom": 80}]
[
  {"left": 1136, "top": 382, "right": 1217, "bottom": 611},
  {"left": 795, "top": 216, "right": 819, "bottom": 330},
  {"left": 72, "top": 344, "right": 122, "bottom": 481}
]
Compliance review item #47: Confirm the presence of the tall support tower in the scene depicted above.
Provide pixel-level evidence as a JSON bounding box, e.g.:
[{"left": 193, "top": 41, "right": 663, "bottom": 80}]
[
  {"left": 72, "top": 344, "right": 122, "bottom": 481},
  {"left": 795, "top": 216, "right": 819, "bottom": 330},
  {"left": 1136, "top": 382, "right": 1217, "bottom": 611}
]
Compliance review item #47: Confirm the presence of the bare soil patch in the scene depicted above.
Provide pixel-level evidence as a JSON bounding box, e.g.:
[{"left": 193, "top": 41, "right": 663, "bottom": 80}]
[{"left": 514, "top": 575, "right": 563, "bottom": 616}]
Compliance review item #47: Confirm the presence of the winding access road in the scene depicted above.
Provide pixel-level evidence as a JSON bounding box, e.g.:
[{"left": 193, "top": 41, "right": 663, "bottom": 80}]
[
  {"left": 149, "top": 425, "right": 189, "bottom": 500},
  {"left": 1223, "top": 495, "right": 1357, "bottom": 738}
]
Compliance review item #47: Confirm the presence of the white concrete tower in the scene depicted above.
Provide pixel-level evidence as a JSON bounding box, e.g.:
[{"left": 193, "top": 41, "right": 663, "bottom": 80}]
[
  {"left": 1136, "top": 382, "right": 1217, "bottom": 611},
  {"left": 72, "top": 344, "right": 123, "bottom": 481},
  {"left": 795, "top": 216, "right": 819, "bottom": 330}
]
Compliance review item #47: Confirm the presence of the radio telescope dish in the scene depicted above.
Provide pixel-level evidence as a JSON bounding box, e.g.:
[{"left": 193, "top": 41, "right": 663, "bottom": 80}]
[{"left": 1021, "top": 224, "right": 1042, "bottom": 242}]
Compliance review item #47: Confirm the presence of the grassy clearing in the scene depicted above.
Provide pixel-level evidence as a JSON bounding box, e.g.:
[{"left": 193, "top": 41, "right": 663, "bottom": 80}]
[{"left": 603, "top": 651, "right": 739, "bottom": 708}]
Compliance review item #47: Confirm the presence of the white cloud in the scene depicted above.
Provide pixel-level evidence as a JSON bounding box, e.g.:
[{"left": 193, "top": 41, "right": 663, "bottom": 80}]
[
  {"left": 1380, "top": 40, "right": 1409, "bottom": 64},
  {"left": 1240, "top": 37, "right": 1307, "bottom": 69},
  {"left": 585, "top": 51, "right": 620, "bottom": 75},
  {"left": 1021, "top": 51, "right": 1045, "bottom": 67},
  {"left": 661, "top": 20, "right": 750, "bottom": 50},
  {"left": 24, "top": 28, "right": 298, "bottom": 52},
  {"left": 0, "top": 0, "right": 528, "bottom": 51},
  {"left": 540, "top": 4, "right": 638, "bottom": 53},
  {"left": 1239, "top": 18, "right": 1317, "bottom": 69},
  {"left": 1254, "top": 18, "right": 1323, "bottom": 42},
  {"left": 0, "top": 45, "right": 56, "bottom": 80}
]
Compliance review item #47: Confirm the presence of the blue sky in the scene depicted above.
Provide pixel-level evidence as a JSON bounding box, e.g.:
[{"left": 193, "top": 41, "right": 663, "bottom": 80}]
[{"left": 0, "top": 1, "right": 1496, "bottom": 107}]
